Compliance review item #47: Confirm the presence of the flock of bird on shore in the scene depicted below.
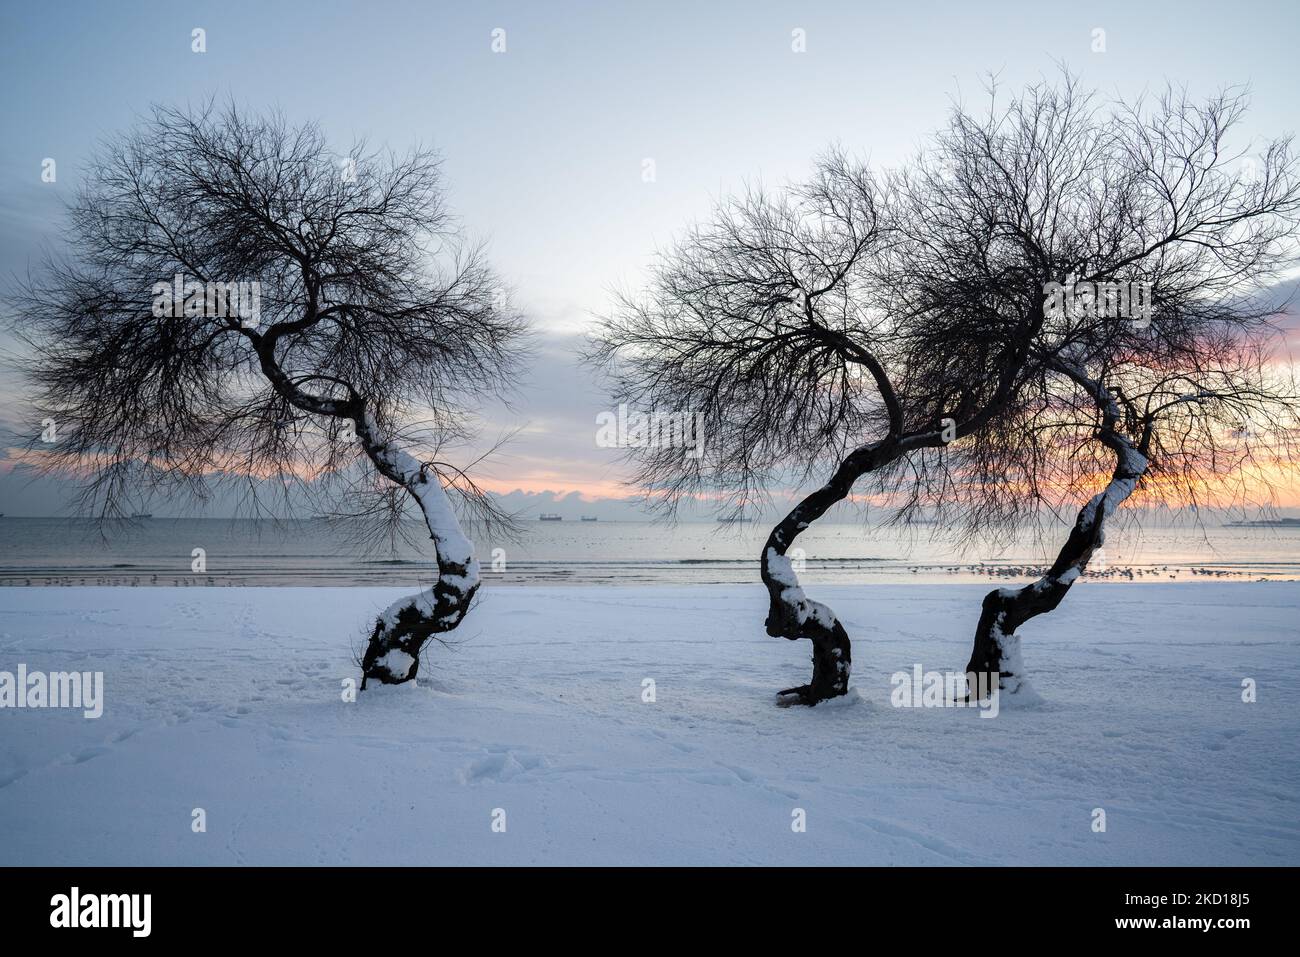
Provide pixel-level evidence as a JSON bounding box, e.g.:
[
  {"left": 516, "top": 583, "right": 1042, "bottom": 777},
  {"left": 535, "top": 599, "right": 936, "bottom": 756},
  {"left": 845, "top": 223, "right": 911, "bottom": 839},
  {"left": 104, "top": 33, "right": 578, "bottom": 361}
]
[{"left": 906, "top": 563, "right": 1257, "bottom": 581}]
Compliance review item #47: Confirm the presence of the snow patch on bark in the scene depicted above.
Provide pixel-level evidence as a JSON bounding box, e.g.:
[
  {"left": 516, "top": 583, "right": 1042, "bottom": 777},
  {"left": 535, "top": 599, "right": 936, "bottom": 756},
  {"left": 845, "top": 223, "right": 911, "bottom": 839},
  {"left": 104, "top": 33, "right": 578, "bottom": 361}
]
[
  {"left": 766, "top": 549, "right": 798, "bottom": 587},
  {"left": 377, "top": 591, "right": 463, "bottom": 630},
  {"left": 362, "top": 413, "right": 479, "bottom": 592},
  {"left": 766, "top": 548, "right": 835, "bottom": 629},
  {"left": 829, "top": 643, "right": 849, "bottom": 677},
  {"left": 990, "top": 613, "right": 1042, "bottom": 703},
  {"left": 357, "top": 412, "right": 482, "bottom": 686},
  {"left": 373, "top": 648, "right": 416, "bottom": 682}
]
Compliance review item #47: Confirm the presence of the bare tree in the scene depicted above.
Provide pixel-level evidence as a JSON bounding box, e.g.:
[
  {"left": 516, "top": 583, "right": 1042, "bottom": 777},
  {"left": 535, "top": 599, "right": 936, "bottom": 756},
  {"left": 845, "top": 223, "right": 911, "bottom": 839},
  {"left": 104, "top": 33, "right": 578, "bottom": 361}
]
[
  {"left": 961, "top": 344, "right": 1299, "bottom": 697},
  {"left": 594, "top": 74, "right": 1300, "bottom": 707},
  {"left": 926, "top": 81, "right": 1300, "bottom": 697},
  {"left": 9, "top": 102, "right": 527, "bottom": 687},
  {"left": 592, "top": 153, "right": 1037, "bottom": 705}
]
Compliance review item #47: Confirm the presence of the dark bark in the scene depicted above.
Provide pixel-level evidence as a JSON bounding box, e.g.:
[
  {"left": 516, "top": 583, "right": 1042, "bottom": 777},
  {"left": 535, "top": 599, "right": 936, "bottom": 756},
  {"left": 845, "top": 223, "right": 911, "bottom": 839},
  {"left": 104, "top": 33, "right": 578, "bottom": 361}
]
[
  {"left": 966, "top": 369, "right": 1149, "bottom": 698},
  {"left": 251, "top": 333, "right": 479, "bottom": 689},
  {"left": 761, "top": 439, "right": 905, "bottom": 705},
  {"left": 352, "top": 418, "right": 481, "bottom": 689},
  {"left": 760, "top": 336, "right": 1035, "bottom": 705}
]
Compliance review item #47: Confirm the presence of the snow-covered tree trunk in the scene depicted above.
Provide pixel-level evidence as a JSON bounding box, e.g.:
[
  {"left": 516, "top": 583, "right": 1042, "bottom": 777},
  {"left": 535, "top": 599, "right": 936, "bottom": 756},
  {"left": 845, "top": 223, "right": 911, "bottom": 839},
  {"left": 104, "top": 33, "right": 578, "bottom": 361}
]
[
  {"left": 762, "top": 439, "right": 904, "bottom": 705},
  {"left": 763, "top": 536, "right": 853, "bottom": 705},
  {"left": 253, "top": 348, "right": 480, "bottom": 689},
  {"left": 354, "top": 414, "right": 480, "bottom": 687},
  {"left": 966, "top": 367, "right": 1148, "bottom": 698}
]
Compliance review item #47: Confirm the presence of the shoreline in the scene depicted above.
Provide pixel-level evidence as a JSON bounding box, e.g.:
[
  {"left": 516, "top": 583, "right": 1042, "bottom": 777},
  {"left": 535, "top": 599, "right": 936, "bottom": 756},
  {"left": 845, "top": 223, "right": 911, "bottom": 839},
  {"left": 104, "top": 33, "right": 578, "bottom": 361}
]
[{"left": 1, "top": 567, "right": 1296, "bottom": 588}]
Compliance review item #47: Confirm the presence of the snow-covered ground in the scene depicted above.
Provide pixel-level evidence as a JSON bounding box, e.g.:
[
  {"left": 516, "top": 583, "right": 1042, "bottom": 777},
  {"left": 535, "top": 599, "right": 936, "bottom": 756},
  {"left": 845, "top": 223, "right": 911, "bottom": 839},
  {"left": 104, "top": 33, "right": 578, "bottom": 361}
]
[{"left": 1, "top": 583, "right": 1296, "bottom": 865}]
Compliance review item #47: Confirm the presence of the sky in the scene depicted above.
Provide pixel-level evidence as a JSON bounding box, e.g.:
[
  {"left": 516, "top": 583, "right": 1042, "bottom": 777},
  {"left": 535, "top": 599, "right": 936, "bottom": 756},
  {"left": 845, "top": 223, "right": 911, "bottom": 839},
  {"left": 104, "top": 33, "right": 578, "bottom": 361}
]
[{"left": 1, "top": 0, "right": 1299, "bottom": 516}]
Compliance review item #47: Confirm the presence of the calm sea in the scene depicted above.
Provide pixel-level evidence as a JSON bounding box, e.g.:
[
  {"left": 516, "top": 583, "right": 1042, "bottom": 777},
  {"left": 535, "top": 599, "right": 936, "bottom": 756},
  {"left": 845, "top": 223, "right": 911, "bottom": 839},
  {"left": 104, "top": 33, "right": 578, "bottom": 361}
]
[{"left": 1, "top": 517, "right": 1298, "bottom": 587}]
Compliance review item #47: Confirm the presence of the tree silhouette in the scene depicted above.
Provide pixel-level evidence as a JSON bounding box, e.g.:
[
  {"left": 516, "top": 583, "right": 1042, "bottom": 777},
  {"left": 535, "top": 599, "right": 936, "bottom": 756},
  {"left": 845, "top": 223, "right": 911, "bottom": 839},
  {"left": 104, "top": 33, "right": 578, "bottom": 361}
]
[{"left": 12, "top": 103, "right": 528, "bottom": 687}]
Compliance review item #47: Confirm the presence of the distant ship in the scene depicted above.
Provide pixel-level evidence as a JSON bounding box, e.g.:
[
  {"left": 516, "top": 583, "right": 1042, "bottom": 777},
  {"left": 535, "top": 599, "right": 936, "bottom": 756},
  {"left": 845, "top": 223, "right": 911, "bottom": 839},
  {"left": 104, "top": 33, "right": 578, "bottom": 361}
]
[
  {"left": 131, "top": 513, "right": 153, "bottom": 519},
  {"left": 1225, "top": 517, "right": 1300, "bottom": 527},
  {"left": 539, "top": 513, "right": 563, "bottom": 522},
  {"left": 716, "top": 516, "right": 754, "bottom": 524},
  {"left": 580, "top": 516, "right": 599, "bottom": 522}
]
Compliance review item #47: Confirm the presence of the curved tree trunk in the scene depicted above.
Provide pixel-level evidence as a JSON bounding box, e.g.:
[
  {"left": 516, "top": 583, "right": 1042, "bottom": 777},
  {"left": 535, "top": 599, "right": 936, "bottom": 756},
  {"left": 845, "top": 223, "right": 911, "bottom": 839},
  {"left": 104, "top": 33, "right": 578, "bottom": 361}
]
[
  {"left": 251, "top": 339, "right": 480, "bottom": 689},
  {"left": 757, "top": 320, "right": 1031, "bottom": 706},
  {"left": 354, "top": 413, "right": 479, "bottom": 687},
  {"left": 761, "top": 439, "right": 906, "bottom": 705},
  {"left": 757, "top": 309, "right": 1037, "bottom": 705},
  {"left": 966, "top": 370, "right": 1148, "bottom": 698}
]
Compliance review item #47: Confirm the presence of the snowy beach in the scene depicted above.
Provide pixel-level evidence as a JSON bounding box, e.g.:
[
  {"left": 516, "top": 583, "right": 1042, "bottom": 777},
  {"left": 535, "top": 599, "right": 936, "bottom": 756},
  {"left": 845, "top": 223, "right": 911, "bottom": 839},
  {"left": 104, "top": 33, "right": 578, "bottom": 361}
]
[{"left": 1, "top": 582, "right": 1296, "bottom": 866}]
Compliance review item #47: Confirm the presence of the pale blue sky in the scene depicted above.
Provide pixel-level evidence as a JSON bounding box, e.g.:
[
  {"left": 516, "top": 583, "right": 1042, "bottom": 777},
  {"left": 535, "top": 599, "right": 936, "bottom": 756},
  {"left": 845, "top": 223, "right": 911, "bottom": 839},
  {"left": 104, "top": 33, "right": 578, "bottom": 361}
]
[{"left": 2, "top": 0, "right": 1298, "bottom": 514}]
